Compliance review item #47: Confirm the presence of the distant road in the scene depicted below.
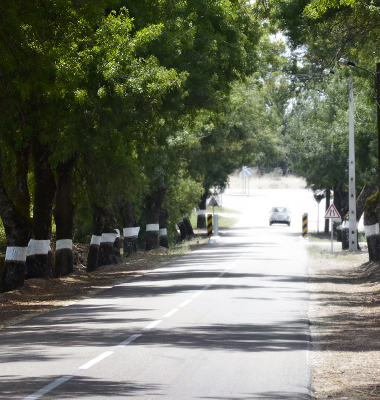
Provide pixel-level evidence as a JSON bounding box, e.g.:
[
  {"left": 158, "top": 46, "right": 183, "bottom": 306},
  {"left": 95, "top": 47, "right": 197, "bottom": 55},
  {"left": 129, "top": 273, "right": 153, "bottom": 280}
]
[{"left": 1, "top": 189, "right": 313, "bottom": 399}]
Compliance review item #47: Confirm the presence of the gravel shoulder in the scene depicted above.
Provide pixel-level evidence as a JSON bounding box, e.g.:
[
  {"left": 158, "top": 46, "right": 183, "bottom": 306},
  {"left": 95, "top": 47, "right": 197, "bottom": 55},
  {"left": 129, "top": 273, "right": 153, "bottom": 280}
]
[{"left": 307, "top": 242, "right": 380, "bottom": 399}]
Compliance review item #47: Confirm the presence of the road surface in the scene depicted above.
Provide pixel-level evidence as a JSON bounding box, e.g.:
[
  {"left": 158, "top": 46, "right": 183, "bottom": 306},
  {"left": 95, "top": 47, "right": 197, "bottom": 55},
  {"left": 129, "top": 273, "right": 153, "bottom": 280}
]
[{"left": 1, "top": 189, "right": 314, "bottom": 399}]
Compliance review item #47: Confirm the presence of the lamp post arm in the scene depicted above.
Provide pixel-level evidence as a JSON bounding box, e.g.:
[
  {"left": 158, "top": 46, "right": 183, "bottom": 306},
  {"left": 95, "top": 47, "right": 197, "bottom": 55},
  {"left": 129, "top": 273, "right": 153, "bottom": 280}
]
[{"left": 354, "top": 64, "right": 376, "bottom": 77}]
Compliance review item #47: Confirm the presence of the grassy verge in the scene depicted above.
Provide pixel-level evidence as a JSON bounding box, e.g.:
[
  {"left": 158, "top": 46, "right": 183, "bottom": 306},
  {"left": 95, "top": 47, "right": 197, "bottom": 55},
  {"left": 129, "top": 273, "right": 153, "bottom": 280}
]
[
  {"left": 307, "top": 232, "right": 335, "bottom": 242},
  {"left": 307, "top": 230, "right": 366, "bottom": 243},
  {"left": 189, "top": 206, "right": 240, "bottom": 230},
  {"left": 306, "top": 231, "right": 368, "bottom": 263},
  {"left": 306, "top": 245, "right": 363, "bottom": 262}
]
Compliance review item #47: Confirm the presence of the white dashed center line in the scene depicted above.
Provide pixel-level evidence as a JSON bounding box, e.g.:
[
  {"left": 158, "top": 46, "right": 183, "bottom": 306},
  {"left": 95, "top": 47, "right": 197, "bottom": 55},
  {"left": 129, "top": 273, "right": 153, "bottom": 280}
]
[
  {"left": 24, "top": 375, "right": 74, "bottom": 400},
  {"left": 163, "top": 309, "right": 179, "bottom": 318},
  {"left": 179, "top": 299, "right": 192, "bottom": 308},
  {"left": 79, "top": 351, "right": 114, "bottom": 370},
  {"left": 115, "top": 333, "right": 142, "bottom": 349},
  {"left": 143, "top": 319, "right": 163, "bottom": 331}
]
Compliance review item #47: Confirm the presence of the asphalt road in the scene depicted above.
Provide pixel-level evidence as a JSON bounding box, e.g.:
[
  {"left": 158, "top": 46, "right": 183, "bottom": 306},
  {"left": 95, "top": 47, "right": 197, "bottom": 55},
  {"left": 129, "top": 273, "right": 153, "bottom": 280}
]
[{"left": 1, "top": 190, "right": 314, "bottom": 400}]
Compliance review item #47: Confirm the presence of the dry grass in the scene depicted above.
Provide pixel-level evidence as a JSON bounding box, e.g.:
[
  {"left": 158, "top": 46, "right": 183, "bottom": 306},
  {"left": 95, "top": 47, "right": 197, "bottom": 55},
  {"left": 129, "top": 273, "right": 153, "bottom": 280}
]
[{"left": 307, "top": 244, "right": 380, "bottom": 399}]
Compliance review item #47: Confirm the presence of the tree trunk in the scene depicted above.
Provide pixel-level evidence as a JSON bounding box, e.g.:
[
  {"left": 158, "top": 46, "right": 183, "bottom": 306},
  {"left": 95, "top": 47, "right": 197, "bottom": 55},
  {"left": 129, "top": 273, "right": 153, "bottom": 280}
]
[
  {"left": 159, "top": 208, "right": 169, "bottom": 248},
  {"left": 341, "top": 222, "right": 349, "bottom": 250},
  {"left": 145, "top": 185, "right": 167, "bottom": 251},
  {"left": 87, "top": 204, "right": 106, "bottom": 272},
  {"left": 116, "top": 199, "right": 140, "bottom": 257},
  {"left": 357, "top": 183, "right": 376, "bottom": 221},
  {"left": 197, "top": 192, "right": 208, "bottom": 229},
  {"left": 324, "top": 188, "right": 330, "bottom": 233},
  {"left": 0, "top": 144, "right": 32, "bottom": 292},
  {"left": 341, "top": 183, "right": 375, "bottom": 251},
  {"left": 354, "top": 183, "right": 376, "bottom": 251},
  {"left": 183, "top": 214, "right": 194, "bottom": 236},
  {"left": 98, "top": 207, "right": 120, "bottom": 267},
  {"left": 337, "top": 183, "right": 348, "bottom": 244},
  {"left": 53, "top": 155, "right": 77, "bottom": 277},
  {"left": 178, "top": 221, "right": 187, "bottom": 241},
  {"left": 25, "top": 138, "right": 56, "bottom": 280},
  {"left": 334, "top": 185, "right": 344, "bottom": 224},
  {"left": 364, "top": 191, "right": 379, "bottom": 262}
]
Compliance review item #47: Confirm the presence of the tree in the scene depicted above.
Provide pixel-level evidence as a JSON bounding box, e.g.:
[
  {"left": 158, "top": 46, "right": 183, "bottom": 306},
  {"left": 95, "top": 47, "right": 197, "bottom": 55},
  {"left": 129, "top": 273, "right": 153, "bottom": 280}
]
[
  {"left": 0, "top": 2, "right": 184, "bottom": 286},
  {"left": 0, "top": 0, "right": 121, "bottom": 290}
]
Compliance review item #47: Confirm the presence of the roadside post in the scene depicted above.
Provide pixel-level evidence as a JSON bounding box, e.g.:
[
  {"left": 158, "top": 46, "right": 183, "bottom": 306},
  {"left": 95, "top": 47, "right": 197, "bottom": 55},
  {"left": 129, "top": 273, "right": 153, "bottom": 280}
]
[
  {"left": 214, "top": 214, "right": 219, "bottom": 237},
  {"left": 238, "top": 167, "right": 253, "bottom": 196},
  {"left": 302, "top": 213, "right": 308, "bottom": 239},
  {"left": 207, "top": 213, "right": 220, "bottom": 244},
  {"left": 324, "top": 204, "right": 342, "bottom": 253},
  {"left": 207, "top": 214, "right": 213, "bottom": 239}
]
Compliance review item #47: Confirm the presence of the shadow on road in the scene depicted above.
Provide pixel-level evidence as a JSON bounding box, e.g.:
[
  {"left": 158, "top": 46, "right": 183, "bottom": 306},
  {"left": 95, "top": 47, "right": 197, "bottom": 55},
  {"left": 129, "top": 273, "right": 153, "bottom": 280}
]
[{"left": 0, "top": 375, "right": 164, "bottom": 400}]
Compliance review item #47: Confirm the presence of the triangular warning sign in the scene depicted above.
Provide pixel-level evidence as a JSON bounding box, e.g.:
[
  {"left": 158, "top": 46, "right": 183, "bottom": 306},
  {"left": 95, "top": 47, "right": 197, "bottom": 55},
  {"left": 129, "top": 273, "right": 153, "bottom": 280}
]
[{"left": 324, "top": 204, "right": 341, "bottom": 219}]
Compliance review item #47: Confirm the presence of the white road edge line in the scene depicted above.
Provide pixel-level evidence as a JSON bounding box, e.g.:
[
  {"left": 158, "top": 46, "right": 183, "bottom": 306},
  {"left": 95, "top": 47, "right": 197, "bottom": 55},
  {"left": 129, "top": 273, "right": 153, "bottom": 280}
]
[
  {"left": 163, "top": 309, "right": 179, "bottom": 318},
  {"left": 143, "top": 319, "right": 163, "bottom": 331},
  {"left": 191, "top": 291, "right": 202, "bottom": 299},
  {"left": 210, "top": 277, "right": 219, "bottom": 284},
  {"left": 23, "top": 375, "right": 74, "bottom": 400},
  {"left": 202, "top": 284, "right": 211, "bottom": 290},
  {"left": 78, "top": 351, "right": 114, "bottom": 370}
]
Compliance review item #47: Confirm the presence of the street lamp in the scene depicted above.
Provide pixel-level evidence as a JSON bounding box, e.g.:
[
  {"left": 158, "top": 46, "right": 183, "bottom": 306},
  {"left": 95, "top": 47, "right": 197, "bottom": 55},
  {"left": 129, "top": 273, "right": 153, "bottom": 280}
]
[
  {"left": 338, "top": 59, "right": 380, "bottom": 253},
  {"left": 338, "top": 58, "right": 376, "bottom": 78},
  {"left": 323, "top": 68, "right": 357, "bottom": 250}
]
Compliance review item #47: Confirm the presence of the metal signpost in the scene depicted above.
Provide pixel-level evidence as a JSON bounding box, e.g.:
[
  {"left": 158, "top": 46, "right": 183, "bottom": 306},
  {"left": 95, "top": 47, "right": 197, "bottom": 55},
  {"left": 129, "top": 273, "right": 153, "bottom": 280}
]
[
  {"left": 324, "top": 204, "right": 342, "bottom": 253},
  {"left": 209, "top": 196, "right": 217, "bottom": 216},
  {"left": 313, "top": 191, "right": 325, "bottom": 234},
  {"left": 239, "top": 167, "right": 253, "bottom": 196}
]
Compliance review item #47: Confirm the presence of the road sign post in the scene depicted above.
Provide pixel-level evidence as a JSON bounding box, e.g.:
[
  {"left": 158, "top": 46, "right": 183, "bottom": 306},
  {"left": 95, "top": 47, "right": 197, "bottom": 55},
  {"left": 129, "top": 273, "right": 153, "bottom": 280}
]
[
  {"left": 324, "top": 204, "right": 342, "bottom": 253},
  {"left": 239, "top": 167, "right": 253, "bottom": 196}
]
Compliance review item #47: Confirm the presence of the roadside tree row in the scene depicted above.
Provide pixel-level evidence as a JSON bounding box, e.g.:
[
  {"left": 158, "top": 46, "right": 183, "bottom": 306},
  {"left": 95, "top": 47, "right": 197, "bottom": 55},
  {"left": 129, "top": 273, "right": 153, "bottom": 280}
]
[{"left": 0, "top": 1, "right": 286, "bottom": 292}]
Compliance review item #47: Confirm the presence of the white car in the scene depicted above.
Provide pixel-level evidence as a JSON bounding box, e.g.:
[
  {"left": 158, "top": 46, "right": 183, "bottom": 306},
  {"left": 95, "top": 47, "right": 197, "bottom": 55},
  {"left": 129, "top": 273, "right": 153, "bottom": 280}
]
[{"left": 269, "top": 207, "right": 291, "bottom": 226}]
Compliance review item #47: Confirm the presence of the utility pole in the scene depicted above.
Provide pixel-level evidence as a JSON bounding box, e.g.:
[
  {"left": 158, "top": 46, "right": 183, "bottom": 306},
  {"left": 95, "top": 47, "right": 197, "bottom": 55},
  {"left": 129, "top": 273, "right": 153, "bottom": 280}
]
[
  {"left": 348, "top": 77, "right": 357, "bottom": 250},
  {"left": 376, "top": 63, "right": 380, "bottom": 259}
]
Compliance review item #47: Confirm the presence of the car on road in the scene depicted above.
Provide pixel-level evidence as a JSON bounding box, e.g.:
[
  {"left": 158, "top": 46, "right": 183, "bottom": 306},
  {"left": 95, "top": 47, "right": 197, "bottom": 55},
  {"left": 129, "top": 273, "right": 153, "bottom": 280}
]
[{"left": 269, "top": 207, "right": 291, "bottom": 226}]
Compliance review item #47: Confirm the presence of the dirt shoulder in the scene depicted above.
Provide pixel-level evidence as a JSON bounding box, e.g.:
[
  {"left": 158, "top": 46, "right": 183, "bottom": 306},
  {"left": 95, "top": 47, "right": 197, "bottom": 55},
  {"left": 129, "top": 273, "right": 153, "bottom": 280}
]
[{"left": 307, "top": 242, "right": 380, "bottom": 399}]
